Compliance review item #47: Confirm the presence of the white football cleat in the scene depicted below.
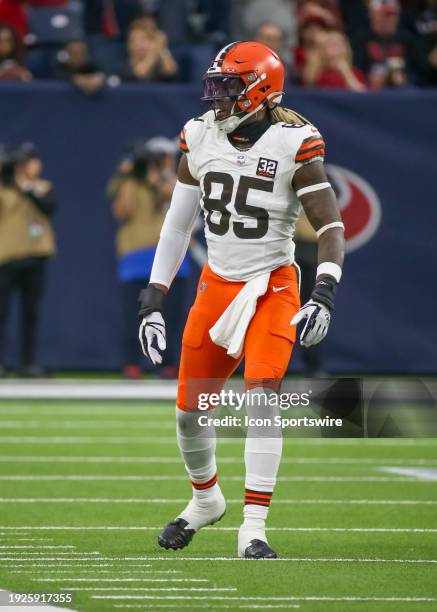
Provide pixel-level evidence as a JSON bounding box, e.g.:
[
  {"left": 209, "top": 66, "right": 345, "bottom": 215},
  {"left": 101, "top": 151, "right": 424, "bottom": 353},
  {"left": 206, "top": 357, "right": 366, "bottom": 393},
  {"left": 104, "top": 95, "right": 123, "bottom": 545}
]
[
  {"left": 238, "top": 519, "right": 278, "bottom": 559},
  {"left": 178, "top": 487, "right": 226, "bottom": 531},
  {"left": 158, "top": 487, "right": 226, "bottom": 550}
]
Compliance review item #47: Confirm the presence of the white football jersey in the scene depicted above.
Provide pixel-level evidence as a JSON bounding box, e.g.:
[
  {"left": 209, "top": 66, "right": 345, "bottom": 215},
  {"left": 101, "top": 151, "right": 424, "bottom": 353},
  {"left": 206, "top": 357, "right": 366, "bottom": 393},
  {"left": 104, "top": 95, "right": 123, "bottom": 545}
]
[{"left": 181, "top": 110, "right": 325, "bottom": 282}]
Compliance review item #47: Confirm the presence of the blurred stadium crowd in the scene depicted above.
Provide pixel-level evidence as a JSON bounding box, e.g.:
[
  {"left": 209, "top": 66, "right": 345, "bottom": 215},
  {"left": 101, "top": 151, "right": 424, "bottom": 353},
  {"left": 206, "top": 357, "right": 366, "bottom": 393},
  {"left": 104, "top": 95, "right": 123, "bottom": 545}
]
[
  {"left": 0, "top": 0, "right": 436, "bottom": 90},
  {"left": 0, "top": 0, "right": 436, "bottom": 379}
]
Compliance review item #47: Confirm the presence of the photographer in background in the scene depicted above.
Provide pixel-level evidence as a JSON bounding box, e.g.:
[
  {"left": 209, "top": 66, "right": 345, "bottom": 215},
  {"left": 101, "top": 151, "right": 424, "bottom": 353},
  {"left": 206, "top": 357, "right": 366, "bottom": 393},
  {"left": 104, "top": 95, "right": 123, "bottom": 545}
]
[
  {"left": 109, "top": 138, "right": 193, "bottom": 379},
  {"left": 0, "top": 143, "right": 56, "bottom": 377}
]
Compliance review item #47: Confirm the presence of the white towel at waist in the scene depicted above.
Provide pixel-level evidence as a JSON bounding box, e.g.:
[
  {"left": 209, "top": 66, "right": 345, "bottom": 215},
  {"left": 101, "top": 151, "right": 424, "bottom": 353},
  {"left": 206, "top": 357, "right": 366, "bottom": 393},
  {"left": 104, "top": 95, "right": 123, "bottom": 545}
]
[{"left": 209, "top": 272, "right": 270, "bottom": 359}]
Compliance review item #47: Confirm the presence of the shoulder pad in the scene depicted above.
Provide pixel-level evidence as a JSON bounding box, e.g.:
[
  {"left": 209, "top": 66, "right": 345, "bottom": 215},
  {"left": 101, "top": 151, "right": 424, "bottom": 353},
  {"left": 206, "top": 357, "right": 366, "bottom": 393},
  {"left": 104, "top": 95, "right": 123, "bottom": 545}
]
[
  {"left": 179, "top": 113, "right": 210, "bottom": 154},
  {"left": 295, "top": 124, "right": 325, "bottom": 164}
]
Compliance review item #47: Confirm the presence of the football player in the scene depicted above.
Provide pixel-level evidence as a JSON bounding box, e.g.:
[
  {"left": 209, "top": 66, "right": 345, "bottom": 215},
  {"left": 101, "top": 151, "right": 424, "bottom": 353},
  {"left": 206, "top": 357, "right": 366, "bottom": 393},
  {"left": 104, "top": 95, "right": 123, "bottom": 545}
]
[{"left": 138, "top": 41, "right": 345, "bottom": 558}]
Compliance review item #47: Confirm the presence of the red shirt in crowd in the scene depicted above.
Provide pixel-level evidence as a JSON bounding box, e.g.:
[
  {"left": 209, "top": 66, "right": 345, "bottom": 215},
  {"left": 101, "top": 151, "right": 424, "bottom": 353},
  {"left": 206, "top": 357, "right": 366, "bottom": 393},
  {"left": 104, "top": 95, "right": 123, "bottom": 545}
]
[
  {"left": 0, "top": 0, "right": 27, "bottom": 37},
  {"left": 0, "top": 0, "right": 67, "bottom": 38},
  {"left": 316, "top": 66, "right": 367, "bottom": 88}
]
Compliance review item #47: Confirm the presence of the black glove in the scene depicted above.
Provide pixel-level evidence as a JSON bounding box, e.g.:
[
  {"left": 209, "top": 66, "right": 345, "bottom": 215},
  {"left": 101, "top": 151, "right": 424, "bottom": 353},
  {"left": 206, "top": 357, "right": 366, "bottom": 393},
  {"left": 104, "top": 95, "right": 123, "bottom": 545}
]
[
  {"left": 138, "top": 285, "right": 167, "bottom": 364},
  {"left": 291, "top": 275, "right": 338, "bottom": 347}
]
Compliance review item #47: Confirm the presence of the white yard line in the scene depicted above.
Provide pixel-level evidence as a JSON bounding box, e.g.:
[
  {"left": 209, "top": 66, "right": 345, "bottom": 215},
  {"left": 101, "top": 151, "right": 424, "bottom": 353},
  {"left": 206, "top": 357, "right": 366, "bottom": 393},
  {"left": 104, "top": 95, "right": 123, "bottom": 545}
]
[
  {"left": 0, "top": 558, "right": 113, "bottom": 561},
  {"left": 0, "top": 456, "right": 188, "bottom": 463},
  {"left": 246, "top": 597, "right": 437, "bottom": 602},
  {"left": 0, "top": 545, "right": 75, "bottom": 549},
  {"left": 96, "top": 556, "right": 437, "bottom": 564},
  {"left": 0, "top": 475, "right": 191, "bottom": 481},
  {"left": 2, "top": 564, "right": 126, "bottom": 568},
  {"left": 1, "top": 434, "right": 437, "bottom": 445},
  {"left": 14, "top": 563, "right": 183, "bottom": 582},
  {"left": 0, "top": 551, "right": 99, "bottom": 555},
  {"left": 38, "top": 578, "right": 206, "bottom": 582},
  {"left": 286, "top": 439, "right": 437, "bottom": 446},
  {"left": 1, "top": 455, "right": 436, "bottom": 465},
  {"left": 0, "top": 421, "right": 175, "bottom": 429},
  {"left": 93, "top": 595, "right": 437, "bottom": 601},
  {"left": 11, "top": 538, "right": 55, "bottom": 542},
  {"left": 3, "top": 556, "right": 437, "bottom": 563},
  {"left": 39, "top": 578, "right": 208, "bottom": 583},
  {"left": 2, "top": 526, "right": 437, "bottom": 533},
  {"left": 0, "top": 408, "right": 171, "bottom": 416},
  {"left": 382, "top": 467, "right": 437, "bottom": 481},
  {"left": 113, "top": 607, "right": 299, "bottom": 610},
  {"left": 238, "top": 607, "right": 300, "bottom": 610},
  {"left": 112, "top": 607, "right": 266, "bottom": 610},
  {"left": 0, "top": 436, "right": 433, "bottom": 446},
  {"left": 62, "top": 587, "right": 236, "bottom": 592},
  {"left": 0, "top": 475, "right": 423, "bottom": 482},
  {"left": 0, "top": 436, "right": 182, "bottom": 444},
  {"left": 0, "top": 381, "right": 177, "bottom": 400},
  {"left": 0, "top": 546, "right": 97, "bottom": 559},
  {"left": 1, "top": 498, "right": 436, "bottom": 505}
]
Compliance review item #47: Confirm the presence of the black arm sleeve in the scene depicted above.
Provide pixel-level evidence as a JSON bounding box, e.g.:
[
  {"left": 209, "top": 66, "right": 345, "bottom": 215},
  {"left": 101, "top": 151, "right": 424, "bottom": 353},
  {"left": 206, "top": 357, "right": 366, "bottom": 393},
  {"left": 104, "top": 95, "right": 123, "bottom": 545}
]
[
  {"left": 138, "top": 284, "right": 166, "bottom": 319},
  {"left": 311, "top": 275, "right": 338, "bottom": 312}
]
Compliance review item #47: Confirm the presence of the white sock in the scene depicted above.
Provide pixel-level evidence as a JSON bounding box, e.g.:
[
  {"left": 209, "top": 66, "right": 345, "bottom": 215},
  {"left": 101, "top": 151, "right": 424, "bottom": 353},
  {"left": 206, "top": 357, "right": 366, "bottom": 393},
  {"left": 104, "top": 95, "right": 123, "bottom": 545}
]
[
  {"left": 176, "top": 407, "right": 219, "bottom": 499},
  {"left": 175, "top": 407, "right": 225, "bottom": 530},
  {"left": 241, "top": 388, "right": 282, "bottom": 543}
]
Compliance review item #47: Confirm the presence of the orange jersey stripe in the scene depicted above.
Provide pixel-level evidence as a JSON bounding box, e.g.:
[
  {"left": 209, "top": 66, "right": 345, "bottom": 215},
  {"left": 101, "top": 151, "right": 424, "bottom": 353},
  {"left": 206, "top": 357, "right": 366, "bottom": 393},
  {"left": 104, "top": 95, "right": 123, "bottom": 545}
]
[
  {"left": 296, "top": 148, "right": 325, "bottom": 162},
  {"left": 298, "top": 138, "right": 324, "bottom": 152},
  {"left": 296, "top": 144, "right": 325, "bottom": 159},
  {"left": 179, "top": 128, "right": 189, "bottom": 152}
]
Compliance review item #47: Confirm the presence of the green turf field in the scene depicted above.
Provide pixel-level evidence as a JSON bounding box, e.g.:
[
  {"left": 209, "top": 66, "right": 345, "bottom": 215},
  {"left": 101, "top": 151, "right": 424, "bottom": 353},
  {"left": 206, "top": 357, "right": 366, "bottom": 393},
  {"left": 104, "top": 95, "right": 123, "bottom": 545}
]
[{"left": 0, "top": 399, "right": 437, "bottom": 612}]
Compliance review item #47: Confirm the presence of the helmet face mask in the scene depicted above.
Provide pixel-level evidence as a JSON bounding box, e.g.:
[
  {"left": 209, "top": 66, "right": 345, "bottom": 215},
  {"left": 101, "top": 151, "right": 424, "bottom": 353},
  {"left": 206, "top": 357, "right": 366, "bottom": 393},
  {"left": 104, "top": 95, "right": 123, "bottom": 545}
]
[
  {"left": 202, "top": 75, "right": 246, "bottom": 102},
  {"left": 202, "top": 75, "right": 247, "bottom": 123}
]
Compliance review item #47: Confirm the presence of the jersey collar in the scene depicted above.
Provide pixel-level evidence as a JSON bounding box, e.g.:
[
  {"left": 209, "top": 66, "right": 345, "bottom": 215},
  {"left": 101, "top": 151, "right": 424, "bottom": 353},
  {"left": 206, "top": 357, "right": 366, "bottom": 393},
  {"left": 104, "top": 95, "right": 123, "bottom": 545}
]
[{"left": 227, "top": 115, "right": 272, "bottom": 148}]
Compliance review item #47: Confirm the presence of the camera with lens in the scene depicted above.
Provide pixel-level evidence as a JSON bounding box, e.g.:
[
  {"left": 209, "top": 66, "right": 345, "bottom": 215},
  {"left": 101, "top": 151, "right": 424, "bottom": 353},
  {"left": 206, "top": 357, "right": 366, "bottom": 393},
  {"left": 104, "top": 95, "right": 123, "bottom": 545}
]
[
  {"left": 0, "top": 143, "right": 38, "bottom": 187},
  {"left": 129, "top": 141, "right": 155, "bottom": 181}
]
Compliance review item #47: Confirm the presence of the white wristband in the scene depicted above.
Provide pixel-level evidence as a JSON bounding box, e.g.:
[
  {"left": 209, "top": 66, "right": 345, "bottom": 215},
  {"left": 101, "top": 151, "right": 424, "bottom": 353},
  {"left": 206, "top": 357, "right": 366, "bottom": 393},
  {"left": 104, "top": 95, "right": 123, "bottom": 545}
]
[
  {"left": 316, "top": 221, "right": 345, "bottom": 238},
  {"left": 316, "top": 262, "right": 342, "bottom": 283},
  {"left": 296, "top": 182, "right": 331, "bottom": 198}
]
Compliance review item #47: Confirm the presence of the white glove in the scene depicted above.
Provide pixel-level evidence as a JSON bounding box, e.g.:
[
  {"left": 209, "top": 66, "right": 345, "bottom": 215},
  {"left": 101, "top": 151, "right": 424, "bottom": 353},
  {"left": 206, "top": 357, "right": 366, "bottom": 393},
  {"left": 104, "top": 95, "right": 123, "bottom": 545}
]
[
  {"left": 138, "top": 311, "right": 166, "bottom": 365},
  {"left": 290, "top": 299, "right": 331, "bottom": 347}
]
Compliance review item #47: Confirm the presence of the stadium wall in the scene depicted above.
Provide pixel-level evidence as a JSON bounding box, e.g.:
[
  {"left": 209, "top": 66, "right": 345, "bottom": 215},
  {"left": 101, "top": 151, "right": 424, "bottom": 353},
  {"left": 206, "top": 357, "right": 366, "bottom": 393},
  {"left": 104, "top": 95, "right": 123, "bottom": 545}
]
[{"left": 1, "top": 82, "right": 436, "bottom": 373}]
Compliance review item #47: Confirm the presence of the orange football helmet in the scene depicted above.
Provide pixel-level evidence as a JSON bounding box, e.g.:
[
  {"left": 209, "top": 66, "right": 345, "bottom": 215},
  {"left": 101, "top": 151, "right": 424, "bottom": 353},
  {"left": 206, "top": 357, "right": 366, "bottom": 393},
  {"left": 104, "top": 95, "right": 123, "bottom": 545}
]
[{"left": 202, "top": 41, "right": 285, "bottom": 132}]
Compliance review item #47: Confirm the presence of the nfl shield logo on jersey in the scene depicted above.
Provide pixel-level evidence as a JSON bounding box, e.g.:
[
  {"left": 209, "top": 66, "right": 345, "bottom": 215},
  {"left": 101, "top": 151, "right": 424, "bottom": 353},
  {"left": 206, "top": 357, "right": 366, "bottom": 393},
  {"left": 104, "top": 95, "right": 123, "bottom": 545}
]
[{"left": 237, "top": 154, "right": 246, "bottom": 166}]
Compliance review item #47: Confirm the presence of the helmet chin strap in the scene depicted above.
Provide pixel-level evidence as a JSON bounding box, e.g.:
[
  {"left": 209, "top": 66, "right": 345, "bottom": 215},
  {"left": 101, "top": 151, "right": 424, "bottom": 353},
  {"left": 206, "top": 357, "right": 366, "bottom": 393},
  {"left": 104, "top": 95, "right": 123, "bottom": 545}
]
[
  {"left": 215, "top": 102, "right": 264, "bottom": 133},
  {"left": 210, "top": 91, "right": 284, "bottom": 133}
]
